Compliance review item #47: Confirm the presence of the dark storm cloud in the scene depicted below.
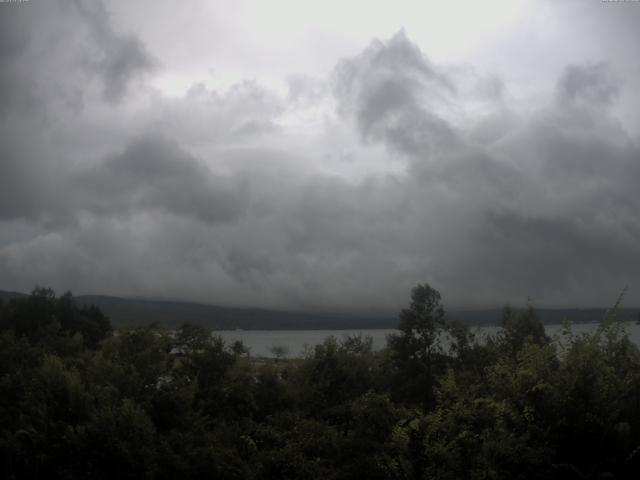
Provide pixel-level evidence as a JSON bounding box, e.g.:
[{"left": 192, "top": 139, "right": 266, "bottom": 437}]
[
  {"left": 0, "top": 3, "right": 56, "bottom": 221},
  {"left": 0, "top": 1, "right": 154, "bottom": 112},
  {"left": 0, "top": 0, "right": 156, "bottom": 222},
  {"left": 73, "top": 135, "right": 247, "bottom": 224},
  {"left": 0, "top": 132, "right": 53, "bottom": 221},
  {"left": 74, "top": 1, "right": 155, "bottom": 103}
]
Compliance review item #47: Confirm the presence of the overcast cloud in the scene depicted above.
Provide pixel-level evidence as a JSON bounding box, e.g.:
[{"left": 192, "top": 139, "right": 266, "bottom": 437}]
[{"left": 1, "top": 0, "right": 640, "bottom": 311}]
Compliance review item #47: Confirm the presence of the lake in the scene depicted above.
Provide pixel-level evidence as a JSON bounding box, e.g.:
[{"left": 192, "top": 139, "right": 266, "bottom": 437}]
[{"left": 215, "top": 322, "right": 640, "bottom": 357}]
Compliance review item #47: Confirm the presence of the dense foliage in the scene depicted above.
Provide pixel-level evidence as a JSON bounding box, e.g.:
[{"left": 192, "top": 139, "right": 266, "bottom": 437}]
[{"left": 1, "top": 285, "right": 640, "bottom": 479}]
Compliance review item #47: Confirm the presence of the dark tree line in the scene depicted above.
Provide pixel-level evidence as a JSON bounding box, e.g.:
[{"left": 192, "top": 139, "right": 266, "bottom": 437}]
[{"left": 1, "top": 284, "right": 640, "bottom": 479}]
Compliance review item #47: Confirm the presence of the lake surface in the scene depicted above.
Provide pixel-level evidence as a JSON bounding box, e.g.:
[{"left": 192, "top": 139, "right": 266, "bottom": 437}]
[{"left": 215, "top": 323, "right": 640, "bottom": 358}]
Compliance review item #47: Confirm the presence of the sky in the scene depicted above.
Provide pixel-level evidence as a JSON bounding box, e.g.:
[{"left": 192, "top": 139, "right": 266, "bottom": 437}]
[{"left": 1, "top": 0, "right": 640, "bottom": 312}]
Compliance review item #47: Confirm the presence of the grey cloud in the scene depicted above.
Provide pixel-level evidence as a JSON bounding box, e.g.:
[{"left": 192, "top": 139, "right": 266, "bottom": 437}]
[
  {"left": 232, "top": 120, "right": 280, "bottom": 139},
  {"left": 557, "top": 62, "right": 618, "bottom": 107},
  {"left": 0, "top": 4, "right": 41, "bottom": 116},
  {"left": 333, "top": 31, "right": 458, "bottom": 158},
  {"left": 3, "top": 19, "right": 640, "bottom": 312},
  {"left": 286, "top": 75, "right": 327, "bottom": 105},
  {"left": 473, "top": 74, "right": 505, "bottom": 102},
  {"left": 95, "top": 35, "right": 155, "bottom": 103},
  {"left": 327, "top": 32, "right": 640, "bottom": 307},
  {"left": 155, "top": 81, "right": 285, "bottom": 147}
]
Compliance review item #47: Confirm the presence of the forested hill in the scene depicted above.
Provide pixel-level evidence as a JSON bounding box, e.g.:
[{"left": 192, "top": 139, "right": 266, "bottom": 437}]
[
  {"left": 0, "top": 290, "right": 27, "bottom": 302},
  {"left": 2, "top": 290, "right": 638, "bottom": 329},
  {"left": 73, "top": 295, "right": 395, "bottom": 330}
]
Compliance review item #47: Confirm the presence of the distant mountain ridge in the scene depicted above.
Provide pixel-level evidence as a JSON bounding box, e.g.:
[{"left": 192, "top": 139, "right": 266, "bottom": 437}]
[
  {"left": 1, "top": 290, "right": 638, "bottom": 330},
  {"left": 446, "top": 307, "right": 640, "bottom": 327}
]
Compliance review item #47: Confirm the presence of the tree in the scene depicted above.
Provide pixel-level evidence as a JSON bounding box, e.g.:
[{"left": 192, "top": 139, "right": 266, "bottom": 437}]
[
  {"left": 0, "top": 288, "right": 111, "bottom": 349},
  {"left": 498, "top": 304, "right": 549, "bottom": 357},
  {"left": 269, "top": 345, "right": 290, "bottom": 362},
  {"left": 56, "top": 292, "right": 112, "bottom": 348},
  {"left": 387, "top": 283, "right": 447, "bottom": 406}
]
